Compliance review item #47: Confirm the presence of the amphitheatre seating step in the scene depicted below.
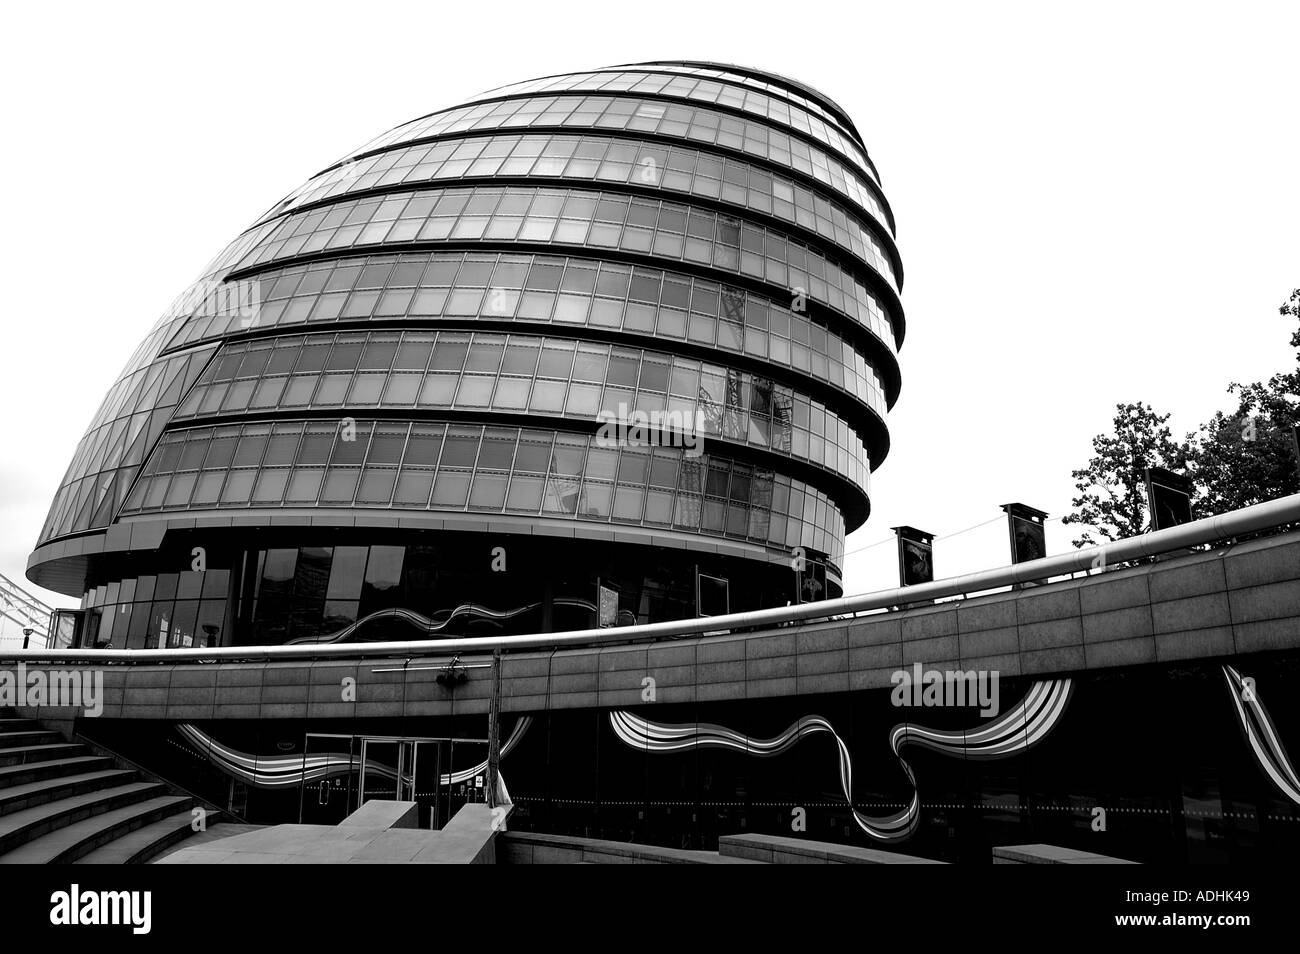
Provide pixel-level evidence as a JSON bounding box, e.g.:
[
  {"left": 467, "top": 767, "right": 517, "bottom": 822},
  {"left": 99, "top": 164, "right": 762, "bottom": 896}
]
[{"left": 1, "top": 794, "right": 193, "bottom": 864}]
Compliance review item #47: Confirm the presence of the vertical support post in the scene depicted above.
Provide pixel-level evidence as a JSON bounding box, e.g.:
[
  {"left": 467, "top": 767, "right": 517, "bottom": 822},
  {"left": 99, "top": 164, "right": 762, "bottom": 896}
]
[{"left": 486, "top": 649, "right": 502, "bottom": 809}]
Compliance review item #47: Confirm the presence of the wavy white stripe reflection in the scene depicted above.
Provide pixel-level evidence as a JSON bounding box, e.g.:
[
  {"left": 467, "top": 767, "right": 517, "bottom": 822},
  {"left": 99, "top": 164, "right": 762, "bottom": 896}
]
[
  {"left": 176, "top": 717, "right": 533, "bottom": 789},
  {"left": 610, "top": 678, "right": 1074, "bottom": 843},
  {"left": 284, "top": 600, "right": 621, "bottom": 645},
  {"left": 1223, "top": 665, "right": 1300, "bottom": 805}
]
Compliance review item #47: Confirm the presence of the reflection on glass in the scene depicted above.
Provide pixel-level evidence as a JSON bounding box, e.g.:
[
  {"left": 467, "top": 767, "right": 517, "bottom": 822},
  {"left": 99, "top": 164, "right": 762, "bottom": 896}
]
[{"left": 122, "top": 420, "right": 849, "bottom": 561}]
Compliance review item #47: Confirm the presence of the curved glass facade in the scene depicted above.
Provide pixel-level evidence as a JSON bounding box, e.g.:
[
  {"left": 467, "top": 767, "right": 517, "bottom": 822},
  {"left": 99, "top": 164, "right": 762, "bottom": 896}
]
[
  {"left": 120, "top": 422, "right": 846, "bottom": 555},
  {"left": 604, "top": 62, "right": 863, "bottom": 141},
  {"left": 272, "top": 133, "right": 899, "bottom": 286},
  {"left": 337, "top": 94, "right": 892, "bottom": 235},
  {"left": 164, "top": 250, "right": 898, "bottom": 383},
  {"left": 28, "top": 61, "right": 905, "bottom": 646},
  {"left": 166, "top": 330, "right": 876, "bottom": 488},
  {"left": 451, "top": 70, "right": 877, "bottom": 182},
  {"left": 235, "top": 184, "right": 900, "bottom": 318}
]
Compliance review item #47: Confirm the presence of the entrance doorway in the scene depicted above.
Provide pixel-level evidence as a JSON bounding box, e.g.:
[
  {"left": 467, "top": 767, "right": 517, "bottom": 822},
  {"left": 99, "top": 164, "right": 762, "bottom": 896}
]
[{"left": 297, "top": 733, "right": 488, "bottom": 829}]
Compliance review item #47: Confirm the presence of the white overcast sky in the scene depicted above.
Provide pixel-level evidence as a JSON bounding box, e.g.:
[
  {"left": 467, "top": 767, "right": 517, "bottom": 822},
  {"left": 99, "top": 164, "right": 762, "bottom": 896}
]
[{"left": 1, "top": 0, "right": 1296, "bottom": 612}]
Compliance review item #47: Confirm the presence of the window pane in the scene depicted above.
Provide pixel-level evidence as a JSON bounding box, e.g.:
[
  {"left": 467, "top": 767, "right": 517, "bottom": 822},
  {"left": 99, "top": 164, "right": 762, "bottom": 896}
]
[{"left": 326, "top": 547, "right": 368, "bottom": 601}]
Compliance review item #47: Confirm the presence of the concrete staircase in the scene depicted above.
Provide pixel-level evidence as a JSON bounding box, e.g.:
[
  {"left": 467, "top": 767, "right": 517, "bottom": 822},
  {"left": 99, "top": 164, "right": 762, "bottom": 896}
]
[{"left": 0, "top": 711, "right": 223, "bottom": 864}]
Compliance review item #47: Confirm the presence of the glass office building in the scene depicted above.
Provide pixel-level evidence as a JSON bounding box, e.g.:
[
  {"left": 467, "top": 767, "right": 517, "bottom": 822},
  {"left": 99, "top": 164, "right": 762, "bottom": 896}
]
[{"left": 27, "top": 62, "right": 905, "bottom": 647}]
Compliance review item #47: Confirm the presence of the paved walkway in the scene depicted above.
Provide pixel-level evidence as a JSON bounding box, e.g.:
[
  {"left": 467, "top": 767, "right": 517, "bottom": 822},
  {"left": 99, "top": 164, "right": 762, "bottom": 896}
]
[{"left": 155, "top": 803, "right": 499, "bottom": 864}]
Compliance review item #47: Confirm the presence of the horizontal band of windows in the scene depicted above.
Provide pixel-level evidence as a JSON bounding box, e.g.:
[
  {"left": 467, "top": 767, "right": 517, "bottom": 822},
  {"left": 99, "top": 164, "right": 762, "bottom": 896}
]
[
  {"left": 329, "top": 116, "right": 892, "bottom": 243},
  {"left": 621, "top": 63, "right": 863, "bottom": 149},
  {"left": 267, "top": 132, "right": 899, "bottom": 285},
  {"left": 461, "top": 71, "right": 874, "bottom": 178},
  {"left": 170, "top": 330, "right": 873, "bottom": 488},
  {"left": 123, "top": 421, "right": 847, "bottom": 557},
  {"left": 604, "top": 63, "right": 864, "bottom": 151},
  {"left": 478, "top": 64, "right": 865, "bottom": 158},
  {"left": 179, "top": 317, "right": 890, "bottom": 440},
  {"left": 188, "top": 326, "right": 882, "bottom": 433},
  {"left": 341, "top": 93, "right": 894, "bottom": 233},
  {"left": 373, "top": 75, "right": 878, "bottom": 190},
  {"left": 149, "top": 405, "right": 872, "bottom": 525},
  {"left": 156, "top": 414, "right": 871, "bottom": 526},
  {"left": 164, "top": 251, "right": 891, "bottom": 412},
  {"left": 234, "top": 184, "right": 901, "bottom": 330},
  {"left": 210, "top": 249, "right": 900, "bottom": 388},
  {"left": 74, "top": 530, "right": 829, "bottom": 649}
]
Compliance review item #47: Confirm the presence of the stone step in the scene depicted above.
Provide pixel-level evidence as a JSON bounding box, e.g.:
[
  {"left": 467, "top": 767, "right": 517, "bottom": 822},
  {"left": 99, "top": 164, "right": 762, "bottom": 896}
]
[
  {"left": 0, "top": 743, "right": 90, "bottom": 768},
  {"left": 0, "top": 756, "right": 115, "bottom": 792},
  {"left": 77, "top": 808, "right": 220, "bottom": 865},
  {"left": 0, "top": 769, "right": 137, "bottom": 817},
  {"left": 1, "top": 795, "right": 194, "bottom": 864},
  {"left": 0, "top": 730, "right": 63, "bottom": 749},
  {"left": 0, "top": 781, "right": 167, "bottom": 856}
]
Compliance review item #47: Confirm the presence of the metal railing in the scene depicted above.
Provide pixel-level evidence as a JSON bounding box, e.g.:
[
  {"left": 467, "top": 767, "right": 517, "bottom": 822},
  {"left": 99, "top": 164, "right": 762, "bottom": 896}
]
[
  {"left": 74, "top": 730, "right": 247, "bottom": 825},
  {"left": 0, "top": 570, "right": 52, "bottom": 649},
  {"left": 4, "top": 493, "right": 1298, "bottom": 666}
]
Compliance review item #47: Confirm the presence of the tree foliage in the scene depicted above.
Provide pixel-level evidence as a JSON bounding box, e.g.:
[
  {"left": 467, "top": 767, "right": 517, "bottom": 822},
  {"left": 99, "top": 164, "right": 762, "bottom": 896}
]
[
  {"left": 1061, "top": 402, "right": 1192, "bottom": 547},
  {"left": 1190, "top": 288, "right": 1299, "bottom": 514},
  {"left": 1065, "top": 289, "right": 1298, "bottom": 547}
]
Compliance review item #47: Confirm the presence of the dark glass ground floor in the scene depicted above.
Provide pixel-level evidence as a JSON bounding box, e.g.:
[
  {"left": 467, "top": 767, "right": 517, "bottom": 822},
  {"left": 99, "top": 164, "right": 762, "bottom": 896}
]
[
  {"left": 80, "top": 654, "right": 1300, "bottom": 862},
  {"left": 72, "top": 527, "right": 837, "bottom": 648}
]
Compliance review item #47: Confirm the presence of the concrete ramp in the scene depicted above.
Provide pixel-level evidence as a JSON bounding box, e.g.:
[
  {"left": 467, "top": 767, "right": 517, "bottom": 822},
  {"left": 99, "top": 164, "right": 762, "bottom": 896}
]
[{"left": 156, "top": 800, "right": 506, "bottom": 864}]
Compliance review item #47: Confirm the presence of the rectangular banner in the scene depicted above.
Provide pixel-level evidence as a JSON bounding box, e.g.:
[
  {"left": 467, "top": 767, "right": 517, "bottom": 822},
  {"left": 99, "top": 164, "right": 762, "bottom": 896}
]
[
  {"left": 1145, "top": 467, "right": 1193, "bottom": 531},
  {"left": 893, "top": 526, "right": 934, "bottom": 587}
]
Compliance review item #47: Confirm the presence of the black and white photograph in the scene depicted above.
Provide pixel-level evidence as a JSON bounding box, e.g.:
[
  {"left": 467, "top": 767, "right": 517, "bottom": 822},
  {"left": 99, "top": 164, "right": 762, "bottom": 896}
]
[{"left": 0, "top": 0, "right": 1295, "bottom": 933}]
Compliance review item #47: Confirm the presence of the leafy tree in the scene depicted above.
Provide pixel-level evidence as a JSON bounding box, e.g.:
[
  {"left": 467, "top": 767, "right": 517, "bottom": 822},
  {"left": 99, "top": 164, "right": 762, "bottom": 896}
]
[
  {"left": 1064, "top": 290, "right": 1299, "bottom": 546},
  {"left": 1286, "top": 287, "right": 1300, "bottom": 352},
  {"left": 1061, "top": 402, "right": 1193, "bottom": 547},
  {"left": 1189, "top": 288, "right": 1299, "bottom": 514}
]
